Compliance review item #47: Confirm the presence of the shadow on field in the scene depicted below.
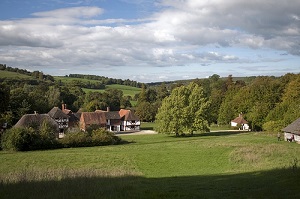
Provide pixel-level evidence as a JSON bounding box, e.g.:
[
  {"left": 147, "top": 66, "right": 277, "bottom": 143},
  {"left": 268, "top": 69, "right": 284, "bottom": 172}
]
[
  {"left": 169, "top": 130, "right": 250, "bottom": 139},
  {"left": 1, "top": 168, "right": 299, "bottom": 199}
]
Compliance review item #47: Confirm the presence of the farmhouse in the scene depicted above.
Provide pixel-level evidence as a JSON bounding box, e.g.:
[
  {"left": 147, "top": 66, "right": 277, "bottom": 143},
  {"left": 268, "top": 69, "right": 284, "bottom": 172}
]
[
  {"left": 48, "top": 107, "right": 69, "bottom": 138},
  {"left": 14, "top": 105, "right": 140, "bottom": 136},
  {"left": 95, "top": 108, "right": 122, "bottom": 132},
  {"left": 282, "top": 118, "right": 300, "bottom": 142},
  {"left": 231, "top": 113, "right": 250, "bottom": 130},
  {"left": 119, "top": 109, "right": 140, "bottom": 131},
  {"left": 80, "top": 112, "right": 107, "bottom": 131},
  {"left": 14, "top": 113, "right": 59, "bottom": 137},
  {"left": 61, "top": 104, "right": 80, "bottom": 128}
]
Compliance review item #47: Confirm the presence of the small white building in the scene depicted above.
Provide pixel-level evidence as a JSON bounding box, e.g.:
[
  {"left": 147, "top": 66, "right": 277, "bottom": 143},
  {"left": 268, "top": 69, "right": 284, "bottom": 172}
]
[
  {"left": 231, "top": 114, "right": 250, "bottom": 130},
  {"left": 282, "top": 118, "right": 300, "bottom": 142}
]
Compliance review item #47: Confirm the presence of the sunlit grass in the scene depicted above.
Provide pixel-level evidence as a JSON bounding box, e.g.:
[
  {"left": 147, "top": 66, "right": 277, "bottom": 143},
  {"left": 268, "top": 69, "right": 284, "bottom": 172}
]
[{"left": 1, "top": 132, "right": 300, "bottom": 198}]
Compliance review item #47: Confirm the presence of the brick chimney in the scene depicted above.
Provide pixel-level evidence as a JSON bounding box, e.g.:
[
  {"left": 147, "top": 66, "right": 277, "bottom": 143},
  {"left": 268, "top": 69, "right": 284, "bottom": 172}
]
[{"left": 107, "top": 107, "right": 110, "bottom": 112}]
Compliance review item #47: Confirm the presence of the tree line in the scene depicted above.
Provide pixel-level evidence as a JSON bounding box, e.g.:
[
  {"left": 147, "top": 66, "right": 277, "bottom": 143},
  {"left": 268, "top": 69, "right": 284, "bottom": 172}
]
[
  {"left": 136, "top": 73, "right": 300, "bottom": 133},
  {"left": 0, "top": 66, "right": 135, "bottom": 128},
  {"left": 68, "top": 74, "right": 142, "bottom": 88},
  {"left": 1, "top": 64, "right": 300, "bottom": 134}
]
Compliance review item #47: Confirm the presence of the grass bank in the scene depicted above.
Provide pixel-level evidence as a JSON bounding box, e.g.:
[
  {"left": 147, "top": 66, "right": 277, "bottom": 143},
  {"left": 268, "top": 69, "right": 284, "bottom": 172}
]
[{"left": 1, "top": 132, "right": 300, "bottom": 198}]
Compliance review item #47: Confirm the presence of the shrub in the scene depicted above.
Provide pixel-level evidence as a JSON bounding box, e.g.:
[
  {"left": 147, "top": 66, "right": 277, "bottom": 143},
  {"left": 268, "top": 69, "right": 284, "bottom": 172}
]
[
  {"left": 91, "top": 129, "right": 121, "bottom": 146},
  {"left": 59, "top": 132, "right": 91, "bottom": 148},
  {"left": 1, "top": 127, "right": 38, "bottom": 151},
  {"left": 262, "top": 120, "right": 285, "bottom": 132},
  {"left": 1, "top": 120, "right": 60, "bottom": 151}
]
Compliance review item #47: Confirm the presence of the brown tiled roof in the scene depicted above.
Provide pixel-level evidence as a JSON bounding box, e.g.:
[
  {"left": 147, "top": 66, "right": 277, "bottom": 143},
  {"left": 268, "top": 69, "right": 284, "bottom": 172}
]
[
  {"left": 48, "top": 107, "right": 69, "bottom": 119},
  {"left": 119, "top": 109, "right": 140, "bottom": 121},
  {"left": 104, "top": 111, "right": 121, "bottom": 120},
  {"left": 14, "top": 114, "right": 59, "bottom": 131},
  {"left": 231, "top": 115, "right": 248, "bottom": 124},
  {"left": 282, "top": 118, "right": 300, "bottom": 135},
  {"left": 81, "top": 112, "right": 106, "bottom": 125}
]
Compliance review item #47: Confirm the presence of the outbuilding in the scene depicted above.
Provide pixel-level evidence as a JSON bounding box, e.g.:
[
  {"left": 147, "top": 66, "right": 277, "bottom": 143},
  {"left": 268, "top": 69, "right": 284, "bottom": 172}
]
[
  {"left": 282, "top": 118, "right": 300, "bottom": 142},
  {"left": 231, "top": 113, "right": 250, "bottom": 131}
]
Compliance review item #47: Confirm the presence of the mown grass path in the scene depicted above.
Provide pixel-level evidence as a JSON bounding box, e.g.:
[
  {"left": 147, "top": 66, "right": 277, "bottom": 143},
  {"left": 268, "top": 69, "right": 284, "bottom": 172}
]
[{"left": 1, "top": 132, "right": 300, "bottom": 198}]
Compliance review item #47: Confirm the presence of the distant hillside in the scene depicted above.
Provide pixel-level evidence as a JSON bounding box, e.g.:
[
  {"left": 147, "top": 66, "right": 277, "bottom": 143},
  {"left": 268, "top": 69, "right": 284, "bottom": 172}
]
[
  {"left": 0, "top": 64, "right": 142, "bottom": 96},
  {"left": 0, "top": 70, "right": 36, "bottom": 80}
]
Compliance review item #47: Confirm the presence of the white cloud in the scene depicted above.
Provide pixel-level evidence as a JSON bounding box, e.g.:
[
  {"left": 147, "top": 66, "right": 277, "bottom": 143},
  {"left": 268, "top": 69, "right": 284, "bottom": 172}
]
[{"left": 0, "top": 1, "right": 299, "bottom": 82}]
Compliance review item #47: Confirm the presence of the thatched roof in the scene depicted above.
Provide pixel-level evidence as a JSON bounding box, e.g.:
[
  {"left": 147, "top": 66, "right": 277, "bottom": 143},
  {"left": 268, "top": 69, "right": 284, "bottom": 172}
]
[
  {"left": 119, "top": 109, "right": 140, "bottom": 121},
  {"left": 48, "top": 107, "right": 69, "bottom": 119},
  {"left": 282, "top": 118, "right": 300, "bottom": 135},
  {"left": 14, "top": 114, "right": 59, "bottom": 131}
]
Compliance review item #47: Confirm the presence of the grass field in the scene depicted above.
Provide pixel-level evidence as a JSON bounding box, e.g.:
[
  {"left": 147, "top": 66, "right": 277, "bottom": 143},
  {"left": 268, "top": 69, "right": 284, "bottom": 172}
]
[
  {"left": 0, "top": 71, "right": 34, "bottom": 79},
  {"left": 83, "top": 84, "right": 141, "bottom": 97},
  {"left": 1, "top": 132, "right": 300, "bottom": 198}
]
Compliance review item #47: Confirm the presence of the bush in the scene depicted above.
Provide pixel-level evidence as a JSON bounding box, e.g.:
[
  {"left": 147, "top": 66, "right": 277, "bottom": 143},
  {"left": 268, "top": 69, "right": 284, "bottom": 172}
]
[
  {"left": 59, "top": 132, "right": 91, "bottom": 148},
  {"left": 91, "top": 128, "right": 121, "bottom": 146},
  {"left": 1, "top": 127, "right": 38, "bottom": 151},
  {"left": 60, "top": 129, "right": 122, "bottom": 148},
  {"left": 263, "top": 120, "right": 285, "bottom": 132},
  {"left": 1, "top": 120, "right": 61, "bottom": 151}
]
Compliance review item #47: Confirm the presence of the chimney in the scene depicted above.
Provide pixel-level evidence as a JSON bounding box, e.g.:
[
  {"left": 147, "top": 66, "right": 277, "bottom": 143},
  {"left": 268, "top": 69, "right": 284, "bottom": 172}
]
[
  {"left": 34, "top": 111, "right": 38, "bottom": 115},
  {"left": 107, "top": 107, "right": 110, "bottom": 112},
  {"left": 62, "top": 104, "right": 66, "bottom": 110}
]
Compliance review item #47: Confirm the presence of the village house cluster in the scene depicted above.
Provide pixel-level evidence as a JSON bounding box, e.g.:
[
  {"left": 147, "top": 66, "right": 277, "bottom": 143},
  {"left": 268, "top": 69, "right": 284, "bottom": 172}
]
[{"left": 14, "top": 104, "right": 140, "bottom": 138}]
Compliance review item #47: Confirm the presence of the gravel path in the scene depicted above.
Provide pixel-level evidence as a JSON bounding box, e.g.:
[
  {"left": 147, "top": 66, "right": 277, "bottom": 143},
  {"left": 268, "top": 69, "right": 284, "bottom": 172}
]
[{"left": 115, "top": 130, "right": 158, "bottom": 136}]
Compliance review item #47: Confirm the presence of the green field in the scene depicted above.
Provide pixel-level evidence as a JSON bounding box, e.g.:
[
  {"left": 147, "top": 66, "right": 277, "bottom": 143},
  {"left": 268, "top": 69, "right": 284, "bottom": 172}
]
[
  {"left": 83, "top": 84, "right": 141, "bottom": 97},
  {"left": 1, "top": 132, "right": 300, "bottom": 198},
  {"left": 0, "top": 70, "right": 35, "bottom": 79}
]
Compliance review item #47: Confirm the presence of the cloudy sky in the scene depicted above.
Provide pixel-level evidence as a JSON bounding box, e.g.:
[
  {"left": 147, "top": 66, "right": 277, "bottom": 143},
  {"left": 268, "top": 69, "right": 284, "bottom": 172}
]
[{"left": 0, "top": 0, "right": 300, "bottom": 82}]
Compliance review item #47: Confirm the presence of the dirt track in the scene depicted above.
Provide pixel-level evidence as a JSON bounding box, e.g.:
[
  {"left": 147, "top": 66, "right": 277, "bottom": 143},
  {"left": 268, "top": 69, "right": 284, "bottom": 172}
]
[{"left": 115, "top": 130, "right": 158, "bottom": 136}]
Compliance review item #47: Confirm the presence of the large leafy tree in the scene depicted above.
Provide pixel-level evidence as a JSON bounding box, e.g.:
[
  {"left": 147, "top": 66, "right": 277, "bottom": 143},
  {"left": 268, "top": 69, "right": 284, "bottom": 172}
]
[{"left": 155, "top": 82, "right": 210, "bottom": 136}]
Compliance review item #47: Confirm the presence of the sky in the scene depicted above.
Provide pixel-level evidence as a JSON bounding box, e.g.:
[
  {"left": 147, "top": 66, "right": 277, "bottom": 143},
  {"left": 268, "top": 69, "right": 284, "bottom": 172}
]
[{"left": 0, "top": 0, "right": 300, "bottom": 83}]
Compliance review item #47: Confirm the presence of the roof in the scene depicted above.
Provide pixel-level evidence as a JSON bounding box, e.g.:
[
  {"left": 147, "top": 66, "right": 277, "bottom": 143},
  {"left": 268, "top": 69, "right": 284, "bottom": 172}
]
[
  {"left": 231, "top": 114, "right": 248, "bottom": 124},
  {"left": 81, "top": 112, "right": 106, "bottom": 125},
  {"left": 48, "top": 107, "right": 69, "bottom": 119},
  {"left": 62, "top": 109, "right": 72, "bottom": 115},
  {"left": 95, "top": 110, "right": 121, "bottom": 120},
  {"left": 119, "top": 109, "right": 140, "bottom": 121},
  {"left": 14, "top": 114, "right": 59, "bottom": 131},
  {"left": 282, "top": 118, "right": 300, "bottom": 135}
]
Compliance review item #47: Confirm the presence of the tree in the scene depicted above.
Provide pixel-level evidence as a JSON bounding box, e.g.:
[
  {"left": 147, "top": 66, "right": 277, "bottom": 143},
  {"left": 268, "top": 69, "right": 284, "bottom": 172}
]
[{"left": 155, "top": 82, "right": 209, "bottom": 136}]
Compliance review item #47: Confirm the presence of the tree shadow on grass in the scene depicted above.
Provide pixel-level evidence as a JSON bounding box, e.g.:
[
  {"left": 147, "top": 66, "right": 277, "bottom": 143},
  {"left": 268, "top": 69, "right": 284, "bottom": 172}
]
[
  {"left": 168, "top": 130, "right": 250, "bottom": 139},
  {"left": 1, "top": 168, "right": 299, "bottom": 199}
]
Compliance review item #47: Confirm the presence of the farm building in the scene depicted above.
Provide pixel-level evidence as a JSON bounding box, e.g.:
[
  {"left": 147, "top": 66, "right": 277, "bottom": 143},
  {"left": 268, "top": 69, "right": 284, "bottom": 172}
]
[
  {"left": 14, "top": 105, "right": 140, "bottom": 135},
  {"left": 61, "top": 104, "right": 80, "bottom": 128},
  {"left": 282, "top": 118, "right": 300, "bottom": 142},
  {"left": 14, "top": 113, "right": 60, "bottom": 137},
  {"left": 119, "top": 109, "right": 140, "bottom": 131},
  {"left": 231, "top": 113, "right": 250, "bottom": 130},
  {"left": 80, "top": 112, "right": 107, "bottom": 131},
  {"left": 48, "top": 107, "right": 69, "bottom": 138},
  {"left": 96, "top": 108, "right": 122, "bottom": 132}
]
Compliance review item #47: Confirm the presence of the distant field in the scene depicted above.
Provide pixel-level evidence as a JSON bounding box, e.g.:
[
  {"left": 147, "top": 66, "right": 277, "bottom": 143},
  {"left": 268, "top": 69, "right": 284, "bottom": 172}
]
[
  {"left": 1, "top": 132, "right": 300, "bottom": 198},
  {"left": 83, "top": 84, "right": 141, "bottom": 97},
  {"left": 0, "top": 70, "right": 34, "bottom": 79},
  {"left": 54, "top": 76, "right": 101, "bottom": 84}
]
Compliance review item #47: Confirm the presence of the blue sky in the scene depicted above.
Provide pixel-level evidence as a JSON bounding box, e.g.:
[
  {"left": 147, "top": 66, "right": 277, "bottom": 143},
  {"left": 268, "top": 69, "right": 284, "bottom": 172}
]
[{"left": 0, "top": 0, "right": 299, "bottom": 83}]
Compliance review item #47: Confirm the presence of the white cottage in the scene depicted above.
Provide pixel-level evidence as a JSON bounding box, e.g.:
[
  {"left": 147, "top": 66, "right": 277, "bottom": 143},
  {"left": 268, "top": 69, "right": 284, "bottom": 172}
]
[{"left": 231, "top": 114, "right": 250, "bottom": 130}]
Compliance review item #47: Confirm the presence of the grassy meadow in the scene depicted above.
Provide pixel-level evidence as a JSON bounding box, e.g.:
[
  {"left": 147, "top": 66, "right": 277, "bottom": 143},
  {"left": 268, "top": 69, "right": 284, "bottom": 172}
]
[
  {"left": 0, "top": 70, "right": 35, "bottom": 79},
  {"left": 1, "top": 132, "right": 300, "bottom": 198},
  {"left": 83, "top": 84, "right": 141, "bottom": 97}
]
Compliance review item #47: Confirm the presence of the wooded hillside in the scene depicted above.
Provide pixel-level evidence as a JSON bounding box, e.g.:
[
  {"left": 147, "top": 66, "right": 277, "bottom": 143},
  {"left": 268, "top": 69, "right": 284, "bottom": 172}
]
[{"left": 1, "top": 64, "right": 300, "bottom": 132}]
